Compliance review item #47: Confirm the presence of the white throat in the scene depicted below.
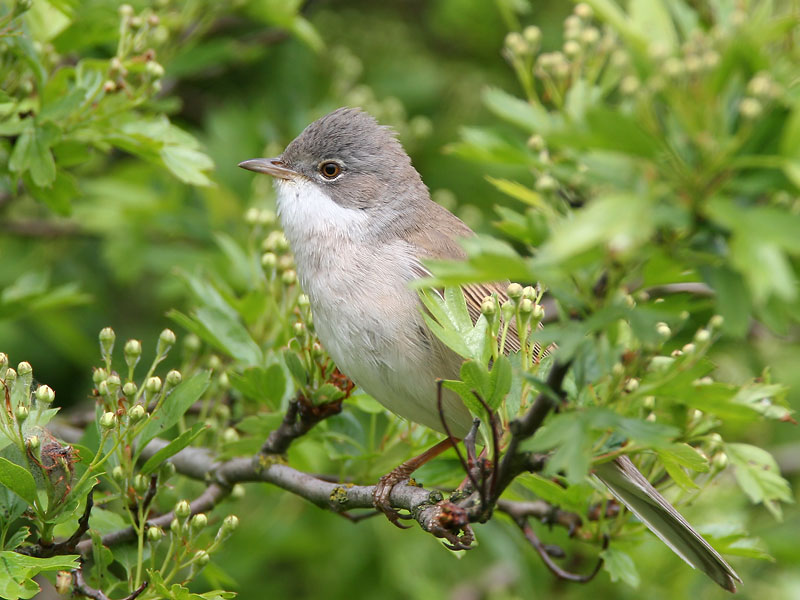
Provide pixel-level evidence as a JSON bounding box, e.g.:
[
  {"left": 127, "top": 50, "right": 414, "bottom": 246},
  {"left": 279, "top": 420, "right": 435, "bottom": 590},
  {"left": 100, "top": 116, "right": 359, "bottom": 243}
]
[{"left": 275, "top": 178, "right": 370, "bottom": 246}]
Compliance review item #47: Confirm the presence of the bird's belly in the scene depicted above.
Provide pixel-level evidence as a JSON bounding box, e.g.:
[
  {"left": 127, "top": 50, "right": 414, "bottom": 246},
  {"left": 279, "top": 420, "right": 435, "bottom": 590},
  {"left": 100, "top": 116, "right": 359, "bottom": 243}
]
[{"left": 300, "top": 249, "right": 472, "bottom": 437}]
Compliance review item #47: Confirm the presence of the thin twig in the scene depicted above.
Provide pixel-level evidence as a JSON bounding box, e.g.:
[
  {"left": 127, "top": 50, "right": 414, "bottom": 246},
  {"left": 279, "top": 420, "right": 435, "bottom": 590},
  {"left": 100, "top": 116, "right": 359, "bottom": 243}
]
[
  {"left": 72, "top": 565, "right": 148, "bottom": 600},
  {"left": 435, "top": 379, "right": 475, "bottom": 492},
  {"left": 17, "top": 487, "right": 96, "bottom": 557},
  {"left": 517, "top": 519, "right": 607, "bottom": 583},
  {"left": 260, "top": 394, "right": 342, "bottom": 455}
]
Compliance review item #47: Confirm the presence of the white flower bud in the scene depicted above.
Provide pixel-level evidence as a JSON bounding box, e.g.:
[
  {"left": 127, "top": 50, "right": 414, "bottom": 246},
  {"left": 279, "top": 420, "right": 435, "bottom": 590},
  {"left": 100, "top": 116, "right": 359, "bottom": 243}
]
[
  {"left": 245, "top": 208, "right": 259, "bottom": 225},
  {"left": 535, "top": 174, "right": 557, "bottom": 191},
  {"left": 620, "top": 75, "right": 640, "bottom": 95},
  {"left": 261, "top": 252, "right": 278, "bottom": 270},
  {"left": 681, "top": 343, "right": 696, "bottom": 354},
  {"left": 17, "top": 361, "right": 32, "bottom": 376},
  {"left": 112, "top": 466, "right": 125, "bottom": 481},
  {"left": 123, "top": 381, "right": 137, "bottom": 398},
  {"left": 145, "top": 376, "right": 162, "bottom": 394},
  {"left": 194, "top": 550, "right": 210, "bottom": 566},
  {"left": 191, "top": 513, "right": 208, "bottom": 530},
  {"left": 258, "top": 209, "right": 276, "bottom": 226},
  {"left": 119, "top": 4, "right": 133, "bottom": 17},
  {"left": 222, "top": 427, "right": 239, "bottom": 444},
  {"left": 624, "top": 378, "right": 639, "bottom": 392},
  {"left": 165, "top": 369, "right": 182, "bottom": 388},
  {"left": 563, "top": 40, "right": 581, "bottom": 57},
  {"left": 519, "top": 298, "right": 534, "bottom": 314},
  {"left": 100, "top": 411, "right": 117, "bottom": 430},
  {"left": 158, "top": 329, "right": 176, "bottom": 354},
  {"left": 93, "top": 368, "right": 108, "bottom": 384},
  {"left": 231, "top": 484, "right": 245, "bottom": 499},
  {"left": 15, "top": 404, "right": 28, "bottom": 422},
  {"left": 99, "top": 327, "right": 115, "bottom": 356},
  {"left": 580, "top": 27, "right": 600, "bottom": 45},
  {"left": 694, "top": 328, "right": 711, "bottom": 343},
  {"left": 574, "top": 2, "right": 593, "bottom": 19},
  {"left": 480, "top": 297, "right": 497, "bottom": 317},
  {"left": 222, "top": 514, "right": 239, "bottom": 533},
  {"left": 656, "top": 322, "right": 671, "bottom": 338},
  {"left": 105, "top": 375, "right": 121, "bottom": 396},
  {"left": 27, "top": 435, "right": 40, "bottom": 451},
  {"left": 145, "top": 61, "right": 165, "bottom": 78},
  {"left": 35, "top": 384, "right": 55, "bottom": 404},
  {"left": 506, "top": 283, "right": 523, "bottom": 300},
  {"left": 147, "top": 526, "right": 163, "bottom": 542},
  {"left": 532, "top": 304, "right": 545, "bottom": 321},
  {"left": 174, "top": 499, "right": 191, "bottom": 519},
  {"left": 738, "top": 97, "right": 762, "bottom": 119},
  {"left": 523, "top": 25, "right": 541, "bottom": 46},
  {"left": 504, "top": 32, "right": 528, "bottom": 55},
  {"left": 281, "top": 269, "right": 297, "bottom": 285},
  {"left": 103, "top": 80, "right": 116, "bottom": 93},
  {"left": 709, "top": 315, "right": 724, "bottom": 329},
  {"left": 133, "top": 473, "right": 149, "bottom": 492},
  {"left": 129, "top": 404, "right": 146, "bottom": 422},
  {"left": 124, "top": 339, "right": 142, "bottom": 366}
]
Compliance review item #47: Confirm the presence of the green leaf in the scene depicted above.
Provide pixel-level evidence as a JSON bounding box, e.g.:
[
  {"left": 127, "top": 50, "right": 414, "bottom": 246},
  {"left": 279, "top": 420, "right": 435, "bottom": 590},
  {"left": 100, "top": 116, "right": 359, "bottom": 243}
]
[
  {"left": 702, "top": 266, "right": 751, "bottom": 337},
  {"left": 228, "top": 365, "right": 286, "bottom": 408},
  {"left": 482, "top": 87, "right": 555, "bottom": 134},
  {"left": 418, "top": 287, "right": 488, "bottom": 361},
  {"left": 169, "top": 307, "right": 262, "bottom": 367},
  {"left": 726, "top": 443, "right": 793, "bottom": 519},
  {"left": 136, "top": 372, "right": 210, "bottom": 455},
  {"left": 140, "top": 422, "right": 207, "bottom": 475},
  {"left": 601, "top": 547, "right": 640, "bottom": 588},
  {"left": 0, "top": 552, "right": 80, "bottom": 600},
  {"left": 0, "top": 457, "right": 39, "bottom": 506},
  {"left": 517, "top": 474, "right": 593, "bottom": 514},
  {"left": 9, "top": 123, "right": 58, "bottom": 187}
]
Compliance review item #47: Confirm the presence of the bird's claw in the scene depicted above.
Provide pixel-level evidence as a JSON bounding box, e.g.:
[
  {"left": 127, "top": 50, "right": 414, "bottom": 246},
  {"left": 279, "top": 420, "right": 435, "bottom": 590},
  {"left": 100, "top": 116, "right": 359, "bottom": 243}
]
[{"left": 373, "top": 472, "right": 413, "bottom": 529}]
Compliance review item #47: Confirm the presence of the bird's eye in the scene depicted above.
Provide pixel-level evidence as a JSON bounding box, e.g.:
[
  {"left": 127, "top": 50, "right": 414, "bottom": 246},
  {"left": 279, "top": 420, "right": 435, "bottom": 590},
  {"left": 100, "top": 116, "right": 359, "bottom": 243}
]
[{"left": 319, "top": 161, "right": 342, "bottom": 179}]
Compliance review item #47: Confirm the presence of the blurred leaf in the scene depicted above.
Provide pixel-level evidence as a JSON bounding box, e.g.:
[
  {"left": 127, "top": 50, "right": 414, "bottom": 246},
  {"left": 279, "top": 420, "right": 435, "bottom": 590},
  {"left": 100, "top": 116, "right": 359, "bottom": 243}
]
[
  {"left": 0, "top": 552, "right": 80, "bottom": 600},
  {"left": 169, "top": 307, "right": 263, "bottom": 366},
  {"left": 726, "top": 443, "right": 793, "bottom": 519},
  {"left": 601, "top": 547, "right": 640, "bottom": 588},
  {"left": 482, "top": 87, "right": 555, "bottom": 134}
]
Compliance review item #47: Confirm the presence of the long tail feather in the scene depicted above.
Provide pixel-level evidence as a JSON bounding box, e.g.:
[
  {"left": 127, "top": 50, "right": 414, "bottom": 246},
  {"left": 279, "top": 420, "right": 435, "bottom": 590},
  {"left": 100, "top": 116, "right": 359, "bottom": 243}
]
[{"left": 594, "top": 456, "right": 741, "bottom": 592}]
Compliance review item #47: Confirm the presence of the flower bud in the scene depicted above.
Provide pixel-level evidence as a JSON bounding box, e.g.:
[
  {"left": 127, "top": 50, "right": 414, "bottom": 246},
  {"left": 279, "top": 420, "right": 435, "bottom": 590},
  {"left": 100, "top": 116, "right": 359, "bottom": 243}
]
[
  {"left": 4, "top": 368, "right": 16, "bottom": 385},
  {"left": 277, "top": 254, "right": 294, "bottom": 272},
  {"left": 527, "top": 134, "right": 545, "bottom": 151},
  {"left": 55, "top": 571, "right": 71, "bottom": 595},
  {"left": 261, "top": 252, "right": 278, "bottom": 270},
  {"left": 712, "top": 452, "right": 728, "bottom": 470},
  {"left": 105, "top": 374, "right": 121, "bottom": 397},
  {"left": 145, "top": 61, "right": 165, "bottom": 78},
  {"left": 221, "top": 514, "right": 239, "bottom": 535},
  {"left": 532, "top": 304, "right": 545, "bottom": 321},
  {"left": 480, "top": 296, "right": 497, "bottom": 317},
  {"left": 133, "top": 473, "right": 149, "bottom": 493},
  {"left": 263, "top": 231, "right": 289, "bottom": 253},
  {"left": 129, "top": 15, "right": 142, "bottom": 28},
  {"left": 123, "top": 381, "right": 137, "bottom": 399},
  {"left": 100, "top": 412, "right": 117, "bottom": 430},
  {"left": 535, "top": 174, "right": 557, "bottom": 191},
  {"left": 738, "top": 97, "right": 762, "bottom": 119},
  {"left": 124, "top": 339, "right": 142, "bottom": 369},
  {"left": 709, "top": 315, "right": 724, "bottom": 329},
  {"left": 17, "top": 361, "right": 32, "bottom": 390},
  {"left": 170, "top": 518, "right": 182, "bottom": 534},
  {"left": 281, "top": 269, "right": 297, "bottom": 285},
  {"left": 656, "top": 322, "right": 671, "bottom": 338},
  {"left": 15, "top": 404, "right": 28, "bottom": 422},
  {"left": 157, "top": 329, "right": 176, "bottom": 355},
  {"left": 620, "top": 75, "right": 640, "bottom": 95},
  {"left": 219, "top": 371, "right": 230, "bottom": 388},
  {"left": 147, "top": 14, "right": 159, "bottom": 26},
  {"left": 245, "top": 207, "right": 260, "bottom": 225},
  {"left": 521, "top": 286, "right": 537, "bottom": 302},
  {"left": 191, "top": 513, "right": 208, "bottom": 530},
  {"left": 27, "top": 435, "right": 40, "bottom": 451},
  {"left": 93, "top": 367, "right": 108, "bottom": 384},
  {"left": 574, "top": 2, "right": 593, "bottom": 19},
  {"left": 0, "top": 352, "right": 7, "bottom": 370},
  {"left": 504, "top": 32, "right": 528, "bottom": 56},
  {"left": 98, "top": 381, "right": 109, "bottom": 396},
  {"left": 293, "top": 322, "right": 306, "bottom": 337},
  {"left": 119, "top": 3, "right": 133, "bottom": 17},
  {"left": 624, "top": 378, "right": 639, "bottom": 392},
  {"left": 103, "top": 80, "right": 116, "bottom": 93},
  {"left": 523, "top": 25, "right": 541, "bottom": 47},
  {"left": 128, "top": 404, "right": 146, "bottom": 422},
  {"left": 643, "top": 395, "right": 655, "bottom": 409},
  {"left": 223, "top": 427, "right": 239, "bottom": 444},
  {"left": 35, "top": 384, "right": 55, "bottom": 404},
  {"left": 185, "top": 334, "right": 201, "bottom": 352},
  {"left": 208, "top": 355, "right": 222, "bottom": 370},
  {"left": 694, "top": 328, "right": 711, "bottom": 343},
  {"left": 506, "top": 283, "right": 523, "bottom": 301},
  {"left": 175, "top": 499, "right": 191, "bottom": 519},
  {"left": 612, "top": 362, "right": 625, "bottom": 377},
  {"left": 580, "top": 27, "right": 600, "bottom": 45},
  {"left": 563, "top": 40, "right": 581, "bottom": 57},
  {"left": 112, "top": 465, "right": 125, "bottom": 481},
  {"left": 194, "top": 550, "right": 210, "bottom": 566},
  {"left": 99, "top": 327, "right": 115, "bottom": 358},
  {"left": 147, "top": 526, "right": 163, "bottom": 542},
  {"left": 164, "top": 370, "right": 181, "bottom": 391},
  {"left": 297, "top": 294, "right": 310, "bottom": 309},
  {"left": 258, "top": 209, "right": 276, "bottom": 226},
  {"left": 311, "top": 342, "right": 324, "bottom": 358},
  {"left": 145, "top": 376, "right": 162, "bottom": 394},
  {"left": 519, "top": 298, "right": 533, "bottom": 314},
  {"left": 231, "top": 484, "right": 245, "bottom": 499},
  {"left": 681, "top": 343, "right": 696, "bottom": 354}
]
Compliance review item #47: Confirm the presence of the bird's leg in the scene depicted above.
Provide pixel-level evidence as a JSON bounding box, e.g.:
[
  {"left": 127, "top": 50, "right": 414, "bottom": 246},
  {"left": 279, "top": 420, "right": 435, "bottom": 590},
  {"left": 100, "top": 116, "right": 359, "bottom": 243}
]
[{"left": 373, "top": 437, "right": 457, "bottom": 528}]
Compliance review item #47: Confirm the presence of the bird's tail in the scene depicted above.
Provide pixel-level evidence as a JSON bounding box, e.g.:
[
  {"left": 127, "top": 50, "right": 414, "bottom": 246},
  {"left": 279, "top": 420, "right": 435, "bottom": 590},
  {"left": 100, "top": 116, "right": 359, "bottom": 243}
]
[{"left": 594, "top": 456, "right": 741, "bottom": 593}]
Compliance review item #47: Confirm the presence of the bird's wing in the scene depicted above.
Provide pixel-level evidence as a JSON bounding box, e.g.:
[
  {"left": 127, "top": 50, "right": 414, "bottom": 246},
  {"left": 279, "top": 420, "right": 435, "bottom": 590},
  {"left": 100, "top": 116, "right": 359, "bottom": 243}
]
[
  {"left": 595, "top": 456, "right": 741, "bottom": 592},
  {"left": 403, "top": 203, "right": 523, "bottom": 354}
]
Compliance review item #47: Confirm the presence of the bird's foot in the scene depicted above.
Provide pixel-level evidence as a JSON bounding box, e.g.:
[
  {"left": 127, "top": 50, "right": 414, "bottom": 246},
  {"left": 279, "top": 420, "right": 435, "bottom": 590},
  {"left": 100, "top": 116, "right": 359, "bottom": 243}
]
[{"left": 373, "top": 468, "right": 415, "bottom": 529}]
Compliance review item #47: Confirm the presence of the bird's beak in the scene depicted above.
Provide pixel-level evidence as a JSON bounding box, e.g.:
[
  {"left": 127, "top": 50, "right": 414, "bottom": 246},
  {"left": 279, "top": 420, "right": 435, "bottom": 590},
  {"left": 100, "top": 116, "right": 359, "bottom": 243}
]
[{"left": 238, "top": 158, "right": 298, "bottom": 180}]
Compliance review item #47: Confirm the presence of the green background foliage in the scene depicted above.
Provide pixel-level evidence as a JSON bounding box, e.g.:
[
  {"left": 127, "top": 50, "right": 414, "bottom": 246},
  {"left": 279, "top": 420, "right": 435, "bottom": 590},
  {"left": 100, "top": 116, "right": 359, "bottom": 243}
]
[{"left": 1, "top": 0, "right": 799, "bottom": 598}]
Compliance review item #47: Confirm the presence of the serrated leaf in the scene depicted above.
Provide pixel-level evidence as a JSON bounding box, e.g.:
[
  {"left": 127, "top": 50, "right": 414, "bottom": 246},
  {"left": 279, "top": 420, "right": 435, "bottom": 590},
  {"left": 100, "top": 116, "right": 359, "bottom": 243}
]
[
  {"left": 726, "top": 443, "right": 792, "bottom": 519},
  {"left": 601, "top": 547, "right": 640, "bottom": 588},
  {"left": 140, "top": 422, "right": 207, "bottom": 475},
  {"left": 228, "top": 365, "right": 286, "bottom": 408},
  {"left": 0, "top": 551, "right": 79, "bottom": 600}
]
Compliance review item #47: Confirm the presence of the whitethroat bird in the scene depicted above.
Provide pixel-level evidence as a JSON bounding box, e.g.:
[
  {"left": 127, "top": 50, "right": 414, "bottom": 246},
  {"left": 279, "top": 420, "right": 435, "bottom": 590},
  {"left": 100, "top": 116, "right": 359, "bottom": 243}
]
[{"left": 239, "top": 107, "right": 740, "bottom": 592}]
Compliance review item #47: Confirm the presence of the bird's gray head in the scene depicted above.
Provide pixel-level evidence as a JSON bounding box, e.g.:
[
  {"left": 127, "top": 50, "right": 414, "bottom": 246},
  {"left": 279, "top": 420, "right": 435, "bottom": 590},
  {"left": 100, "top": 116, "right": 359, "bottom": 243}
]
[{"left": 239, "top": 108, "right": 427, "bottom": 216}]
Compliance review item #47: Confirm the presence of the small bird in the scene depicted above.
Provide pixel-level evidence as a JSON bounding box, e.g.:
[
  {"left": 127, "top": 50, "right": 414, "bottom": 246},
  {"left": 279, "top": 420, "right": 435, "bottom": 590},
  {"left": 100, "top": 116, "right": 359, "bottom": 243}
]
[{"left": 239, "top": 107, "right": 740, "bottom": 592}]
